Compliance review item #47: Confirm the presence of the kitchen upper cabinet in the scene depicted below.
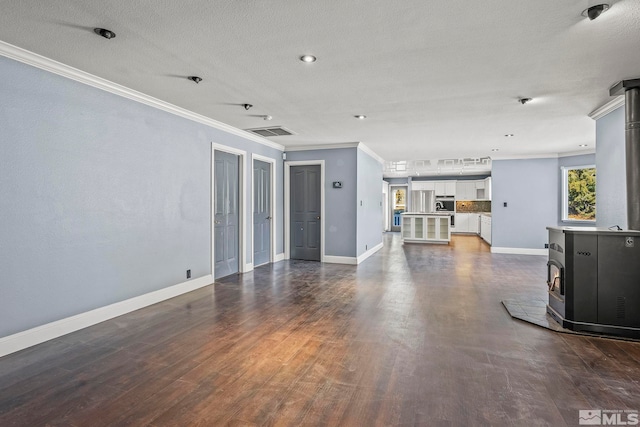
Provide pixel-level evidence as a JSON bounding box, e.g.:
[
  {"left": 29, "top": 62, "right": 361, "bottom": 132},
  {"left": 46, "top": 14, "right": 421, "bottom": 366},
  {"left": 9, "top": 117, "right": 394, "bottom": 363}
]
[
  {"left": 435, "top": 181, "right": 456, "bottom": 196},
  {"left": 414, "top": 178, "right": 490, "bottom": 199},
  {"left": 412, "top": 181, "right": 435, "bottom": 191},
  {"left": 456, "top": 181, "right": 476, "bottom": 200},
  {"left": 484, "top": 177, "right": 492, "bottom": 200}
]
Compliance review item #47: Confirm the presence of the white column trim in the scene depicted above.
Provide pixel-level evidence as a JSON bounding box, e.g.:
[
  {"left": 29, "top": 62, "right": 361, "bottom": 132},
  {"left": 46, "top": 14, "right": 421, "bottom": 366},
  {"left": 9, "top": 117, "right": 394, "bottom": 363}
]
[
  {"left": 588, "top": 96, "right": 625, "bottom": 120},
  {"left": 251, "top": 154, "right": 277, "bottom": 267},
  {"left": 212, "top": 143, "right": 248, "bottom": 276}
]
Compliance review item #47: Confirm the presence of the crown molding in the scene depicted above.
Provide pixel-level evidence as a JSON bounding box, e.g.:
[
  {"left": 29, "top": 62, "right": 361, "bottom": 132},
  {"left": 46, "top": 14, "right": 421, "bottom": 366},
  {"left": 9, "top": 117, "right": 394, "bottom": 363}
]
[
  {"left": 589, "top": 96, "right": 625, "bottom": 120},
  {"left": 357, "top": 142, "right": 385, "bottom": 164},
  {"left": 557, "top": 149, "right": 596, "bottom": 158},
  {"left": 284, "top": 141, "right": 385, "bottom": 164},
  {"left": 0, "top": 40, "right": 284, "bottom": 152},
  {"left": 285, "top": 142, "right": 359, "bottom": 151}
]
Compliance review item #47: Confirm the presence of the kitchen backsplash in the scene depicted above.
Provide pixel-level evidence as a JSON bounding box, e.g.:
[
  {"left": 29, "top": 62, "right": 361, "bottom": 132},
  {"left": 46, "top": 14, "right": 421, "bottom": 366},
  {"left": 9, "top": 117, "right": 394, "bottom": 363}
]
[{"left": 456, "top": 200, "right": 491, "bottom": 213}]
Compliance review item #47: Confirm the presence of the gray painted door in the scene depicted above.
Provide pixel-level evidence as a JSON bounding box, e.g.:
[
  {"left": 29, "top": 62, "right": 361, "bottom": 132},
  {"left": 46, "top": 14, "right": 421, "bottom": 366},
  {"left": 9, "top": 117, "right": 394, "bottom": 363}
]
[
  {"left": 253, "top": 159, "right": 271, "bottom": 267},
  {"left": 214, "top": 150, "right": 239, "bottom": 279},
  {"left": 290, "top": 165, "right": 321, "bottom": 261}
]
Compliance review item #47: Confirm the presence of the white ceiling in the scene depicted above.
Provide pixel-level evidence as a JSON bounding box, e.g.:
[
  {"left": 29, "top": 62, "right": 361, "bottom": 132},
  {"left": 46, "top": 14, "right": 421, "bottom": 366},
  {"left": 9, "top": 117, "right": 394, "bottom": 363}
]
[{"left": 1, "top": 0, "right": 639, "bottom": 165}]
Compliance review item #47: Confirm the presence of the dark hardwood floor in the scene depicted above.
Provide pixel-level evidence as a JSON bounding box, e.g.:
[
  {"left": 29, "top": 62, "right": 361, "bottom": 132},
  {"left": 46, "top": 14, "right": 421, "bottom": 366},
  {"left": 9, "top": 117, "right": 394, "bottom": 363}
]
[{"left": 1, "top": 233, "right": 639, "bottom": 426}]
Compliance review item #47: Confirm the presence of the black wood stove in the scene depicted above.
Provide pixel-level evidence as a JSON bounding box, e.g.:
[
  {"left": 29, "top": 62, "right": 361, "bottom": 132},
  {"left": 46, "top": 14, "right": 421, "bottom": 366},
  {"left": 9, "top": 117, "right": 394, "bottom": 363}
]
[{"left": 546, "top": 227, "right": 640, "bottom": 338}]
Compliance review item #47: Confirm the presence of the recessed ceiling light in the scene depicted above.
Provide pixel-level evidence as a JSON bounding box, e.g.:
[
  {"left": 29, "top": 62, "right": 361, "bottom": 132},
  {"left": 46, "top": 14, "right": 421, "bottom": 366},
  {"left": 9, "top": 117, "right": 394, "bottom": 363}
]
[
  {"left": 491, "top": 148, "right": 500, "bottom": 152},
  {"left": 355, "top": 115, "right": 367, "bottom": 120},
  {"left": 505, "top": 134, "right": 514, "bottom": 138},
  {"left": 300, "top": 55, "right": 317, "bottom": 63},
  {"left": 94, "top": 28, "right": 116, "bottom": 39},
  {"left": 579, "top": 144, "right": 588, "bottom": 147},
  {"left": 518, "top": 98, "right": 532, "bottom": 105},
  {"left": 187, "top": 76, "right": 202, "bottom": 84}
]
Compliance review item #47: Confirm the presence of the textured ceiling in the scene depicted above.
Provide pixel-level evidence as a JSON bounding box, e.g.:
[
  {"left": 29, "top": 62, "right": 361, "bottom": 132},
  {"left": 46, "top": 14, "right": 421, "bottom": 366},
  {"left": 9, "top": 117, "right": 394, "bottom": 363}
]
[{"left": 1, "top": 0, "right": 639, "bottom": 164}]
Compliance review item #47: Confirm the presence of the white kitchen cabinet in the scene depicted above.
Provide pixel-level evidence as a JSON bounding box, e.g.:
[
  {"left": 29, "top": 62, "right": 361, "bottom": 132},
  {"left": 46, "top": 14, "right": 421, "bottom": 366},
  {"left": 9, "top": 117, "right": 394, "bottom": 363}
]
[
  {"left": 468, "top": 213, "right": 480, "bottom": 233},
  {"left": 454, "top": 213, "right": 469, "bottom": 232},
  {"left": 456, "top": 181, "right": 475, "bottom": 200},
  {"left": 453, "top": 213, "right": 481, "bottom": 234},
  {"left": 445, "top": 181, "right": 456, "bottom": 196},
  {"left": 480, "top": 214, "right": 492, "bottom": 244},
  {"left": 401, "top": 213, "right": 451, "bottom": 243},
  {"left": 483, "top": 177, "right": 492, "bottom": 200},
  {"left": 411, "top": 181, "right": 435, "bottom": 191},
  {"left": 435, "top": 181, "right": 456, "bottom": 196}
]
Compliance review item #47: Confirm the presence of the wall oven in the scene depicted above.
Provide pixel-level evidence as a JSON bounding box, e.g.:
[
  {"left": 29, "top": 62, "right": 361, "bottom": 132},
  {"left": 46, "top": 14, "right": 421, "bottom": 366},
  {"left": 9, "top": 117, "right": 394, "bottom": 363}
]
[{"left": 435, "top": 197, "right": 455, "bottom": 226}]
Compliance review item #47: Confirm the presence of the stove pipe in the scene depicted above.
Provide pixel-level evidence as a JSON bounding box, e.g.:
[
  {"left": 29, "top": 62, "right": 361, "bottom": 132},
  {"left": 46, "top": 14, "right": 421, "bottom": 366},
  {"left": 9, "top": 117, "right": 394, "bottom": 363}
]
[{"left": 610, "top": 79, "right": 640, "bottom": 231}]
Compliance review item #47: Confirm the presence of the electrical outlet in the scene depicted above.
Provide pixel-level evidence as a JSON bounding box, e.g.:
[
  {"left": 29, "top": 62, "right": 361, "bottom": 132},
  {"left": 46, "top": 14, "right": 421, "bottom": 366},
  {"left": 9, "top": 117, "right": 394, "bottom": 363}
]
[
  {"left": 544, "top": 243, "right": 549, "bottom": 249},
  {"left": 186, "top": 269, "right": 191, "bottom": 279}
]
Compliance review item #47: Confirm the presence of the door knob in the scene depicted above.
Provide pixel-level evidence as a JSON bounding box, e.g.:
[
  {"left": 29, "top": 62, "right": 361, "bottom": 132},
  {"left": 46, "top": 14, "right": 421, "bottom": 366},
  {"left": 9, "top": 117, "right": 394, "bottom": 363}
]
[
  {"left": 214, "top": 220, "right": 221, "bottom": 224},
  {"left": 316, "top": 216, "right": 321, "bottom": 220},
  {"left": 266, "top": 216, "right": 272, "bottom": 220}
]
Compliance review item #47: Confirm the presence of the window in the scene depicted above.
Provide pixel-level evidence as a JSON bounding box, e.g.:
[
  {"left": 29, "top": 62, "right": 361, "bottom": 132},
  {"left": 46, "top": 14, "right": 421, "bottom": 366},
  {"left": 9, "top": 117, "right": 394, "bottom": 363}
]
[{"left": 562, "top": 166, "right": 596, "bottom": 222}]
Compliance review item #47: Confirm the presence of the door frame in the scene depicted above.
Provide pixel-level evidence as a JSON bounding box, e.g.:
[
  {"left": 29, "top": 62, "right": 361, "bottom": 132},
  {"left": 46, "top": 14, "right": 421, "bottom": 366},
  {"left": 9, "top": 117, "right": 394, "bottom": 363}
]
[
  {"left": 382, "top": 180, "right": 390, "bottom": 231},
  {"left": 211, "top": 143, "right": 247, "bottom": 278},
  {"left": 389, "top": 185, "right": 408, "bottom": 231},
  {"left": 251, "top": 154, "right": 276, "bottom": 268},
  {"left": 284, "top": 160, "right": 325, "bottom": 262}
]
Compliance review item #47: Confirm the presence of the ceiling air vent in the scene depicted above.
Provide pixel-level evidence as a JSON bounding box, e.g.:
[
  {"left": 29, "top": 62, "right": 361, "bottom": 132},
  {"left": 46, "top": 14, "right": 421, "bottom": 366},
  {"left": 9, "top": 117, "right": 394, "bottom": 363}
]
[{"left": 245, "top": 126, "right": 295, "bottom": 137}]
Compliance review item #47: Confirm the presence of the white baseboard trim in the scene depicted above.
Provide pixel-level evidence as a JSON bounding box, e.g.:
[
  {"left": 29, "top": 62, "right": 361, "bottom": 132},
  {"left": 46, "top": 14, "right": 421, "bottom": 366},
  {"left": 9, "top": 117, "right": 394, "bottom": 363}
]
[
  {"left": 491, "top": 247, "right": 548, "bottom": 256},
  {"left": 357, "top": 242, "right": 384, "bottom": 264},
  {"left": 323, "top": 255, "right": 358, "bottom": 265},
  {"left": 244, "top": 263, "right": 254, "bottom": 273},
  {"left": 274, "top": 253, "right": 285, "bottom": 263},
  {"left": 0, "top": 274, "right": 213, "bottom": 358}
]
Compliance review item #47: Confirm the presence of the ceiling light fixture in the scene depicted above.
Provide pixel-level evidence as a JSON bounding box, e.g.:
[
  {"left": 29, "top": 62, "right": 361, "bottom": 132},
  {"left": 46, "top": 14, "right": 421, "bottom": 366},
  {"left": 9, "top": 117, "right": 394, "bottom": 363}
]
[
  {"left": 263, "top": 115, "right": 272, "bottom": 121},
  {"left": 518, "top": 98, "right": 532, "bottom": 104},
  {"left": 94, "top": 28, "right": 116, "bottom": 39},
  {"left": 187, "top": 76, "right": 202, "bottom": 84},
  {"left": 579, "top": 144, "right": 588, "bottom": 147},
  {"left": 505, "top": 134, "right": 514, "bottom": 138},
  {"left": 492, "top": 149, "right": 500, "bottom": 152},
  {"left": 243, "top": 104, "right": 253, "bottom": 110},
  {"left": 300, "top": 55, "right": 317, "bottom": 63},
  {"left": 355, "top": 115, "right": 367, "bottom": 120},
  {"left": 582, "top": 4, "right": 610, "bottom": 20}
]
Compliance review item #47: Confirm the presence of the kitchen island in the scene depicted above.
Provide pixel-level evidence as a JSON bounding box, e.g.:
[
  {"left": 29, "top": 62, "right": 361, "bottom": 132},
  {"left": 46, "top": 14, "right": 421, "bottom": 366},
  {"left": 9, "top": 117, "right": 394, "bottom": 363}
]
[{"left": 401, "top": 212, "right": 452, "bottom": 244}]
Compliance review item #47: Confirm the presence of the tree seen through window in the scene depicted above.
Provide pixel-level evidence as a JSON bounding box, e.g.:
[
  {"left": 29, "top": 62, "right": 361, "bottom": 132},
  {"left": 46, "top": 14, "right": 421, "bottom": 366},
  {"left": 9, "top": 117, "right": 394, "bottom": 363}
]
[{"left": 567, "top": 167, "right": 596, "bottom": 221}]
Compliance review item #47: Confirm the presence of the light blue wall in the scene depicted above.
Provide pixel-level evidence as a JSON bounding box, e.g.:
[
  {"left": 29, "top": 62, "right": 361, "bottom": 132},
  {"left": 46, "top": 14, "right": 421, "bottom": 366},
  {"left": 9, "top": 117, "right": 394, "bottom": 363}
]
[
  {"left": 285, "top": 148, "right": 358, "bottom": 257},
  {"left": 0, "top": 56, "right": 283, "bottom": 338},
  {"left": 492, "top": 158, "right": 558, "bottom": 249},
  {"left": 596, "top": 107, "right": 626, "bottom": 228},
  {"left": 356, "top": 149, "right": 383, "bottom": 256}
]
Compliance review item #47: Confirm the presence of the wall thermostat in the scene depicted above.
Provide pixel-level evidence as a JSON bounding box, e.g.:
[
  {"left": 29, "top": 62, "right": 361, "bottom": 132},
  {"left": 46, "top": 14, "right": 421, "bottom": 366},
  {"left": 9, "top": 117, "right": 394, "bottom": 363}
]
[{"left": 333, "top": 181, "right": 343, "bottom": 188}]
